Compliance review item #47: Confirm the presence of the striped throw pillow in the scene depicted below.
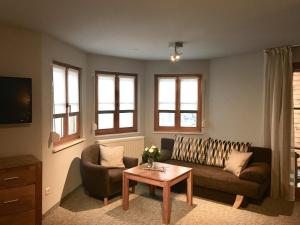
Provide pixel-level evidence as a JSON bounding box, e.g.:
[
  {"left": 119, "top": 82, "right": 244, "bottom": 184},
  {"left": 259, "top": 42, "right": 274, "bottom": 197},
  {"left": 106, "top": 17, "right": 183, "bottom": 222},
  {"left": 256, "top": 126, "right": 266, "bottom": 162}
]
[
  {"left": 205, "top": 138, "right": 251, "bottom": 167},
  {"left": 171, "top": 136, "right": 208, "bottom": 164}
]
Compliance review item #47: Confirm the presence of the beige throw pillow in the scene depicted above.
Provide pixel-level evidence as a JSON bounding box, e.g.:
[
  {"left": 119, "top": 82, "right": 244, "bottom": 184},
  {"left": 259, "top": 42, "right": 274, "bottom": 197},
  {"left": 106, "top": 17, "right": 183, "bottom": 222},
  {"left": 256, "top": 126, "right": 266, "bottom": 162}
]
[
  {"left": 100, "top": 145, "right": 125, "bottom": 168},
  {"left": 224, "top": 149, "right": 253, "bottom": 177}
]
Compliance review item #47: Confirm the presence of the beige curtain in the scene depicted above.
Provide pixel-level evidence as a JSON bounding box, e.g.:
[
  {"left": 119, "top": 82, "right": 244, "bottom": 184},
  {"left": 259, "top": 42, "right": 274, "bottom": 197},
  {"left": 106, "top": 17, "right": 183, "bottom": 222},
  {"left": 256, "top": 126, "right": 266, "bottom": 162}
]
[{"left": 264, "top": 47, "right": 293, "bottom": 200}]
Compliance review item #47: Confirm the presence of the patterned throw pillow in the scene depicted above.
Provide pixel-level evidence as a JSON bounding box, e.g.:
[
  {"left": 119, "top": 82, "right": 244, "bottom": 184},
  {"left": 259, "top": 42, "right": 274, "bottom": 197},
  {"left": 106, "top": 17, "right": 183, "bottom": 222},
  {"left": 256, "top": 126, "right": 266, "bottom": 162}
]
[
  {"left": 205, "top": 138, "right": 251, "bottom": 168},
  {"left": 171, "top": 136, "right": 189, "bottom": 160},
  {"left": 205, "top": 139, "right": 228, "bottom": 167},
  {"left": 171, "top": 136, "right": 208, "bottom": 164},
  {"left": 224, "top": 141, "right": 251, "bottom": 164},
  {"left": 188, "top": 137, "right": 208, "bottom": 164}
]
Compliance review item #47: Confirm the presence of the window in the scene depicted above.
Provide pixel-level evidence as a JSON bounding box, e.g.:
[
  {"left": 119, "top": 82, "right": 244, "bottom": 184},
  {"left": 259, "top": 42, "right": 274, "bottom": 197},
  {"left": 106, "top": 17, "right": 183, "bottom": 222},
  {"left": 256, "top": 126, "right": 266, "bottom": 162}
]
[
  {"left": 293, "top": 63, "right": 300, "bottom": 149},
  {"left": 52, "top": 62, "right": 80, "bottom": 145},
  {"left": 95, "top": 71, "right": 137, "bottom": 135},
  {"left": 154, "top": 74, "right": 202, "bottom": 132}
]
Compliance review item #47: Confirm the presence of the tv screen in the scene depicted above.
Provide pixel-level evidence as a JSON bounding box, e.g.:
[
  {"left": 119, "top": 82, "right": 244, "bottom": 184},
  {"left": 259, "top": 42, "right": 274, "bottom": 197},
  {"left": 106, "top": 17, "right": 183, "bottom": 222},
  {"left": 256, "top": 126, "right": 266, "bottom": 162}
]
[{"left": 0, "top": 76, "right": 32, "bottom": 124}]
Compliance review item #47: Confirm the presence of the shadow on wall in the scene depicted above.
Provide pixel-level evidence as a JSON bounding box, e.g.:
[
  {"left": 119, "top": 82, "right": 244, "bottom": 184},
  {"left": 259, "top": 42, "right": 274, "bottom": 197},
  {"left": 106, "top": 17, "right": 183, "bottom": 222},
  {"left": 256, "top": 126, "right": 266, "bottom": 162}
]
[
  {"left": 60, "top": 156, "right": 105, "bottom": 212},
  {"left": 60, "top": 157, "right": 81, "bottom": 202}
]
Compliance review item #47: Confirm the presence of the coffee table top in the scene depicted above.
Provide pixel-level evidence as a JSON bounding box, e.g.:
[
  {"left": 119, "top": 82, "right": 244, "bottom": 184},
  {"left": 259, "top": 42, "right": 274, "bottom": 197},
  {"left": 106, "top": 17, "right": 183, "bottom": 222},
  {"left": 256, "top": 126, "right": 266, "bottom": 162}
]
[{"left": 124, "top": 162, "right": 192, "bottom": 182}]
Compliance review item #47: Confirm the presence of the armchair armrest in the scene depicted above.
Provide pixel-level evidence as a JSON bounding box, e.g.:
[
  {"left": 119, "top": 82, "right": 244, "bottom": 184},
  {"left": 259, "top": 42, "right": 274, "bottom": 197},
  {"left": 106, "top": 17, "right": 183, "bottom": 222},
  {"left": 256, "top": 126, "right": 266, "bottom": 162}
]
[
  {"left": 80, "top": 161, "right": 110, "bottom": 196},
  {"left": 158, "top": 149, "right": 173, "bottom": 162},
  {"left": 239, "top": 162, "right": 270, "bottom": 183},
  {"left": 123, "top": 156, "right": 138, "bottom": 168}
]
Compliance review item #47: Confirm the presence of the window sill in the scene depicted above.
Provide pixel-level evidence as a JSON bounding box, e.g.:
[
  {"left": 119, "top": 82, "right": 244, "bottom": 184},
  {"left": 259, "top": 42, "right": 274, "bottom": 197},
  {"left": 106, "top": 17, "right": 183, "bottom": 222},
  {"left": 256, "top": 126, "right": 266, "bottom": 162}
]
[
  {"left": 95, "top": 131, "right": 141, "bottom": 138},
  {"left": 152, "top": 131, "right": 206, "bottom": 135},
  {"left": 52, "top": 138, "right": 86, "bottom": 153}
]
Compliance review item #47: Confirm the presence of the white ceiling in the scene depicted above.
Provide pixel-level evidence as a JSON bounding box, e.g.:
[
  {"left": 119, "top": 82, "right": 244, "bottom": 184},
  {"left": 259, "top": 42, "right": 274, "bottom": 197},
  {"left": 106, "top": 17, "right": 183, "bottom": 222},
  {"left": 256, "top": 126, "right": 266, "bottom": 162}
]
[{"left": 0, "top": 0, "right": 300, "bottom": 60}]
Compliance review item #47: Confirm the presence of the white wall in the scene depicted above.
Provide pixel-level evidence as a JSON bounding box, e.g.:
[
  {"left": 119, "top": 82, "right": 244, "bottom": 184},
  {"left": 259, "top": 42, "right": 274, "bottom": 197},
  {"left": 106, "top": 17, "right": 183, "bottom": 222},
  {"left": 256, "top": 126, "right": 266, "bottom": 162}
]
[
  {"left": 87, "top": 54, "right": 146, "bottom": 140},
  {"left": 41, "top": 34, "right": 92, "bottom": 213},
  {"left": 143, "top": 60, "right": 210, "bottom": 147},
  {"left": 143, "top": 54, "right": 265, "bottom": 148},
  {"left": 0, "top": 24, "right": 42, "bottom": 159},
  {"left": 208, "top": 52, "right": 264, "bottom": 146}
]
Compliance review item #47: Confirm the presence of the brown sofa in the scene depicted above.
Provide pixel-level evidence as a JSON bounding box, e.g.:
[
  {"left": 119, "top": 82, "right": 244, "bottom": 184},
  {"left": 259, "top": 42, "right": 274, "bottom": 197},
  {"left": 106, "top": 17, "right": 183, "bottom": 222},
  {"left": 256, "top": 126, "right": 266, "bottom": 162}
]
[
  {"left": 159, "top": 138, "right": 271, "bottom": 207},
  {"left": 80, "top": 144, "right": 138, "bottom": 205}
]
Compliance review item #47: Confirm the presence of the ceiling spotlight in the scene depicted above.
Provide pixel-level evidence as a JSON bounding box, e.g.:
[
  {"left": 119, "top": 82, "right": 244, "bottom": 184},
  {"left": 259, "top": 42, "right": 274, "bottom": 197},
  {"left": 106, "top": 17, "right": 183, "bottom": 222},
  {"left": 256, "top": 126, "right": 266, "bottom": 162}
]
[{"left": 170, "top": 41, "right": 183, "bottom": 62}]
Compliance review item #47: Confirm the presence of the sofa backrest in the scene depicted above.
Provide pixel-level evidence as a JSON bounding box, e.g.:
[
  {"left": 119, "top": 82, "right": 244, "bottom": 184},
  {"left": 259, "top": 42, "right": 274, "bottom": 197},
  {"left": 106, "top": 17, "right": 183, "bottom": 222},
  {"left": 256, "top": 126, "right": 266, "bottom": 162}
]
[
  {"left": 248, "top": 146, "right": 272, "bottom": 165},
  {"left": 161, "top": 138, "right": 272, "bottom": 166}
]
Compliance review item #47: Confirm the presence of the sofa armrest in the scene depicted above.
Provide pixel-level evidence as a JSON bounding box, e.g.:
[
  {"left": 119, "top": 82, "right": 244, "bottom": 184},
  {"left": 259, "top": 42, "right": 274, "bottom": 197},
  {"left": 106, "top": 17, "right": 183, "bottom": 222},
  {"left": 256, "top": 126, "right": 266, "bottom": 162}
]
[
  {"left": 158, "top": 149, "right": 173, "bottom": 162},
  {"left": 123, "top": 156, "right": 138, "bottom": 168},
  {"left": 239, "top": 162, "right": 270, "bottom": 183},
  {"left": 161, "top": 138, "right": 174, "bottom": 151}
]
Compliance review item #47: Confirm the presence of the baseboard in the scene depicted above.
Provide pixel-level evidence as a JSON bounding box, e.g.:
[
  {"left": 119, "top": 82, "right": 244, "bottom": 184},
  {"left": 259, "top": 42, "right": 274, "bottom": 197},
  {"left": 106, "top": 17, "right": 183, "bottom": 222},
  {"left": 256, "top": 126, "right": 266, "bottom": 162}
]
[{"left": 42, "top": 184, "right": 82, "bottom": 219}]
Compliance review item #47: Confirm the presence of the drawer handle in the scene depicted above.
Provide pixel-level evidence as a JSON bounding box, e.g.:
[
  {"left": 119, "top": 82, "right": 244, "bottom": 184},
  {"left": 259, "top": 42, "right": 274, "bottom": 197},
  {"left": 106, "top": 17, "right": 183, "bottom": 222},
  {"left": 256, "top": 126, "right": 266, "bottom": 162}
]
[
  {"left": 3, "top": 199, "right": 19, "bottom": 204},
  {"left": 3, "top": 176, "right": 20, "bottom": 181}
]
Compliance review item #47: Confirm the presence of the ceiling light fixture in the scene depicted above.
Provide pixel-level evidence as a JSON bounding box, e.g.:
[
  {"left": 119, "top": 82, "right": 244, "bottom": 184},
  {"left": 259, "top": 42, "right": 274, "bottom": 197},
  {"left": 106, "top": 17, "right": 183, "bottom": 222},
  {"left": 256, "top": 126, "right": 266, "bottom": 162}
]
[{"left": 170, "top": 41, "right": 183, "bottom": 62}]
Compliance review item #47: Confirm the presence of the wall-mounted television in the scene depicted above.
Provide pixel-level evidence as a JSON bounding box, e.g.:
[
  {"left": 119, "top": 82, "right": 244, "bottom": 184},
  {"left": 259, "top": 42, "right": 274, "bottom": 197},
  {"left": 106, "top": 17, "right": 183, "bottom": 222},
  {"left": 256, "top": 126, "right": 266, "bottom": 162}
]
[{"left": 0, "top": 76, "right": 32, "bottom": 124}]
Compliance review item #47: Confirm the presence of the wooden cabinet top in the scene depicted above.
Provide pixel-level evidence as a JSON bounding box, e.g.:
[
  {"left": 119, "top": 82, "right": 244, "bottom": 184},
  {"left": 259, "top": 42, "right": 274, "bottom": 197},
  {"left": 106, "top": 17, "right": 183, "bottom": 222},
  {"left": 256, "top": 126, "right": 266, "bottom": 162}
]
[{"left": 0, "top": 155, "right": 41, "bottom": 170}]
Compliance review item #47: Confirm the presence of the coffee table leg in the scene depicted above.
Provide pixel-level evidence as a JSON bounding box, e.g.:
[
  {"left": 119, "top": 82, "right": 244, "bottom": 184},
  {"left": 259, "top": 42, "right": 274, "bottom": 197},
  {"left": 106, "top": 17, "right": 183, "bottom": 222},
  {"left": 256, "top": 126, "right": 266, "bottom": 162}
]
[
  {"left": 122, "top": 172, "right": 129, "bottom": 210},
  {"left": 187, "top": 171, "right": 193, "bottom": 206},
  {"left": 163, "top": 183, "right": 171, "bottom": 224}
]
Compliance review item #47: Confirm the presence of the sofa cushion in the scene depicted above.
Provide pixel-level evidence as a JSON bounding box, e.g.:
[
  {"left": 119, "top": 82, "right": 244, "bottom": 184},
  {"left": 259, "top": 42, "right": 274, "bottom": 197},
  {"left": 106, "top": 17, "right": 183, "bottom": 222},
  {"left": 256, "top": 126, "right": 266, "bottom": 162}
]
[
  {"left": 205, "top": 138, "right": 251, "bottom": 167},
  {"left": 239, "top": 162, "right": 270, "bottom": 183},
  {"left": 164, "top": 159, "right": 268, "bottom": 199},
  {"left": 205, "top": 139, "right": 228, "bottom": 167},
  {"left": 224, "top": 150, "right": 253, "bottom": 176},
  {"left": 171, "top": 136, "right": 207, "bottom": 164}
]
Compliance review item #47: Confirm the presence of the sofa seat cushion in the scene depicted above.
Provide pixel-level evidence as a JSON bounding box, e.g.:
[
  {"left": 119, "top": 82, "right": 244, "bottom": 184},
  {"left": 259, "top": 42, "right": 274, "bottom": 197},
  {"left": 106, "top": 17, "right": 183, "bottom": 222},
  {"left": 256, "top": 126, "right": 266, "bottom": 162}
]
[
  {"left": 164, "top": 159, "right": 269, "bottom": 199},
  {"left": 108, "top": 168, "right": 125, "bottom": 183}
]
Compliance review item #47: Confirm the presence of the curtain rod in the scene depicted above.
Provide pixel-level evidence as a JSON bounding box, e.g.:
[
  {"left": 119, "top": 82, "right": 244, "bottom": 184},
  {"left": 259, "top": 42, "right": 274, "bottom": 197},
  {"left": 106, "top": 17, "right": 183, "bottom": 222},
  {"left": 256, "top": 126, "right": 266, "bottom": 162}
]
[{"left": 264, "top": 44, "right": 300, "bottom": 52}]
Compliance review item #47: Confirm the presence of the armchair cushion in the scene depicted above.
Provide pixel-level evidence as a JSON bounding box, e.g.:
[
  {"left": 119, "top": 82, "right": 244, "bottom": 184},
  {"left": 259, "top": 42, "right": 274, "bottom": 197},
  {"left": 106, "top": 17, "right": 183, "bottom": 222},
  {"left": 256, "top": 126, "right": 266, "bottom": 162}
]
[{"left": 100, "top": 145, "right": 125, "bottom": 168}]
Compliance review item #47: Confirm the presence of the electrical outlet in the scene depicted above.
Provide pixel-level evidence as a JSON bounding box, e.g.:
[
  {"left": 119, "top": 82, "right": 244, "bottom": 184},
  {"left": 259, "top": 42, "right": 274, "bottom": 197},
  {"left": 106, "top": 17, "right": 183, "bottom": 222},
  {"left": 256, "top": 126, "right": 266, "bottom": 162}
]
[{"left": 45, "top": 187, "right": 51, "bottom": 195}]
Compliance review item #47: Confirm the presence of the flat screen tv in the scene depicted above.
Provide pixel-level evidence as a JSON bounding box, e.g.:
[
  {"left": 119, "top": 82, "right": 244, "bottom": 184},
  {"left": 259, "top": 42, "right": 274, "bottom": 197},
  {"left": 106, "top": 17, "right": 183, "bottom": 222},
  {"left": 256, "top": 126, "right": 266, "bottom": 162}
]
[{"left": 0, "top": 76, "right": 32, "bottom": 124}]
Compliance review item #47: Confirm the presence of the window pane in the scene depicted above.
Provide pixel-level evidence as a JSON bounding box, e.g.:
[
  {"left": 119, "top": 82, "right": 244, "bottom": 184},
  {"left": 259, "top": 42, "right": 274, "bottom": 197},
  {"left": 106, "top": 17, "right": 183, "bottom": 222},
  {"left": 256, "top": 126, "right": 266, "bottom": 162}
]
[
  {"left": 181, "top": 113, "right": 197, "bottom": 127},
  {"left": 68, "top": 115, "right": 77, "bottom": 135},
  {"left": 293, "top": 72, "right": 300, "bottom": 108},
  {"left": 158, "top": 78, "right": 176, "bottom": 110},
  {"left": 98, "top": 113, "right": 114, "bottom": 129},
  {"left": 120, "top": 76, "right": 135, "bottom": 110},
  {"left": 98, "top": 75, "right": 115, "bottom": 110},
  {"left": 159, "top": 112, "right": 175, "bottom": 127},
  {"left": 180, "top": 78, "right": 198, "bottom": 110},
  {"left": 119, "top": 112, "right": 133, "bottom": 128},
  {"left": 53, "top": 117, "right": 64, "bottom": 137},
  {"left": 68, "top": 69, "right": 79, "bottom": 113},
  {"left": 53, "top": 65, "right": 66, "bottom": 114}
]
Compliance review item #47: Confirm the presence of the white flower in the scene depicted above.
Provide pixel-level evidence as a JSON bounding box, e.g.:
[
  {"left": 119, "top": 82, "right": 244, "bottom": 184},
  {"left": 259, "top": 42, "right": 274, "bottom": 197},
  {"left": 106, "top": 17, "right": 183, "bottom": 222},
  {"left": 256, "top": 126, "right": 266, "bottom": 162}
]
[
  {"left": 151, "top": 145, "right": 156, "bottom": 149},
  {"left": 149, "top": 148, "right": 154, "bottom": 153},
  {"left": 145, "top": 147, "right": 149, "bottom": 151}
]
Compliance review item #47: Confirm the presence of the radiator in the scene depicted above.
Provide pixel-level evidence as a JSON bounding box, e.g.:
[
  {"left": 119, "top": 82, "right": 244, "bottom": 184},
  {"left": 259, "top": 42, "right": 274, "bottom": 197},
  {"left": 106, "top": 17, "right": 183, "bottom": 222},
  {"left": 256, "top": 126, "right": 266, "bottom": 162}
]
[{"left": 96, "top": 136, "right": 145, "bottom": 161}]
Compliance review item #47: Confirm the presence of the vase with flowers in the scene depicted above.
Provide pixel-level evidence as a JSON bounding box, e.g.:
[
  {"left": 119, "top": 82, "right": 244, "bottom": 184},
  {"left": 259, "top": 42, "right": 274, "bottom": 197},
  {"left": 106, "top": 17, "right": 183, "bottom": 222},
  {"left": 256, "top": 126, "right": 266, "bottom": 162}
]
[{"left": 142, "top": 145, "right": 160, "bottom": 168}]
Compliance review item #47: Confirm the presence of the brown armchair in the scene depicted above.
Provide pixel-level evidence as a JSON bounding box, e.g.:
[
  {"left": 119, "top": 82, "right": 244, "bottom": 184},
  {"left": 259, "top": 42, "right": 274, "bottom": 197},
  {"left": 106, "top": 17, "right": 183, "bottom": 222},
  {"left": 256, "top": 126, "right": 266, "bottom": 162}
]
[{"left": 80, "top": 144, "right": 138, "bottom": 205}]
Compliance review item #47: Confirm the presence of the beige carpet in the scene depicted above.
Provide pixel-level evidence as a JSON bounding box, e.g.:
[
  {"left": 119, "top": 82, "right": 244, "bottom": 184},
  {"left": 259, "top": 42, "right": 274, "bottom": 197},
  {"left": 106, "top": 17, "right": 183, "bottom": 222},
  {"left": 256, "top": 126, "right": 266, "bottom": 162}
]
[{"left": 43, "top": 185, "right": 300, "bottom": 225}]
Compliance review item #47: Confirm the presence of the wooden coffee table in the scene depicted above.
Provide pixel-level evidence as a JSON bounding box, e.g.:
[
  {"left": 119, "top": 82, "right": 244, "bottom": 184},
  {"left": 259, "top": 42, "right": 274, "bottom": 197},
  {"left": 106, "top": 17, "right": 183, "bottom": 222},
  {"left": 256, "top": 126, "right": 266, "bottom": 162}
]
[{"left": 122, "top": 162, "right": 193, "bottom": 224}]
